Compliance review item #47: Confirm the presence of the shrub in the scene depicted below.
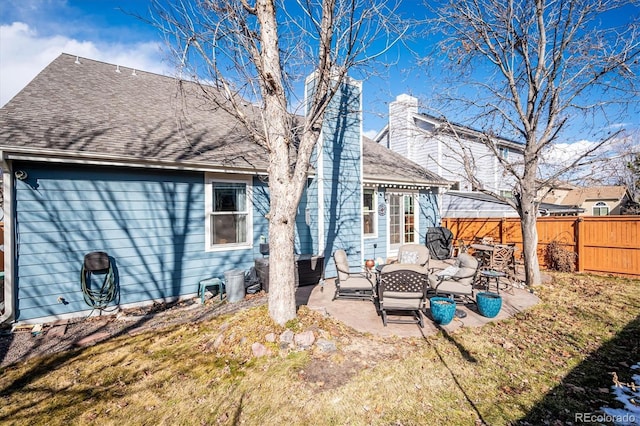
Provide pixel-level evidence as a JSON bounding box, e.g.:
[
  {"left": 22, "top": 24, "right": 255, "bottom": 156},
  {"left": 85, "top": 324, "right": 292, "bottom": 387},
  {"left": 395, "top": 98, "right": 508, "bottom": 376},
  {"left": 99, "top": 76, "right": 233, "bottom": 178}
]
[{"left": 545, "top": 240, "right": 577, "bottom": 272}]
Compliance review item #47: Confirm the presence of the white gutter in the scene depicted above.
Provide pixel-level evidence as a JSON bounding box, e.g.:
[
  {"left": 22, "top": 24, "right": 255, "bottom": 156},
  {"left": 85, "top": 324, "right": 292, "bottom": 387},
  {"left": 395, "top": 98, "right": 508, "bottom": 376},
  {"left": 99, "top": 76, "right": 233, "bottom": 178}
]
[
  {"left": 363, "top": 178, "right": 450, "bottom": 189},
  {"left": 1, "top": 158, "right": 15, "bottom": 324}
]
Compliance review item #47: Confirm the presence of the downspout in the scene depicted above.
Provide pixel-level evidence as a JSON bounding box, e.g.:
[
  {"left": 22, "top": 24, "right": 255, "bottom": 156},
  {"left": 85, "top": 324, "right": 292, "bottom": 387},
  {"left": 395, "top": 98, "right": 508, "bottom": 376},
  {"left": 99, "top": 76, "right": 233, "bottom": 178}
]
[{"left": 0, "top": 154, "right": 15, "bottom": 324}]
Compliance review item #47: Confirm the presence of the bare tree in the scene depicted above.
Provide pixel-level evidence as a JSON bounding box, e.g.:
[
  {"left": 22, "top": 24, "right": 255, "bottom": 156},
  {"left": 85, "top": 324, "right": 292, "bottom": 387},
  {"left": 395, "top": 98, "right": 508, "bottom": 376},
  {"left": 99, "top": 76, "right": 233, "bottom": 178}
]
[
  {"left": 146, "top": 0, "right": 405, "bottom": 324},
  {"left": 427, "top": 0, "right": 640, "bottom": 285}
]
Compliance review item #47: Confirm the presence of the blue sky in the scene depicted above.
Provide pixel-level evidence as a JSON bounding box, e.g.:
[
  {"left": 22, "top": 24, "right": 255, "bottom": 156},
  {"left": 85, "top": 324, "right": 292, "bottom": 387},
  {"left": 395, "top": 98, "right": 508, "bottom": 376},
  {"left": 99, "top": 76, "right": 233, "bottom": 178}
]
[
  {"left": 1, "top": 0, "right": 638, "bottom": 150},
  {"left": 0, "top": 0, "right": 418, "bottom": 137}
]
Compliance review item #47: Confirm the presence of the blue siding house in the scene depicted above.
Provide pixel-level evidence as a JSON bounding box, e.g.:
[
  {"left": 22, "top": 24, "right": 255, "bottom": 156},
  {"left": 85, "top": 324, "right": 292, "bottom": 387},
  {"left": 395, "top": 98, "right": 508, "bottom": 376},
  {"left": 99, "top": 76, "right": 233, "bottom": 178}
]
[{"left": 0, "top": 54, "right": 448, "bottom": 324}]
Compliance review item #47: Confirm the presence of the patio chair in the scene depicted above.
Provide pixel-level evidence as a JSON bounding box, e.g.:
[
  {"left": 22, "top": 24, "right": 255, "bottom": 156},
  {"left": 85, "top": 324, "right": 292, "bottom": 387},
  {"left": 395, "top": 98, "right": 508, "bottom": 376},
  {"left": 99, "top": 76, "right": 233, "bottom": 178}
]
[
  {"left": 479, "top": 244, "right": 517, "bottom": 293},
  {"left": 428, "top": 253, "right": 479, "bottom": 301},
  {"left": 396, "top": 244, "right": 431, "bottom": 272},
  {"left": 378, "top": 264, "right": 429, "bottom": 327},
  {"left": 333, "top": 249, "right": 375, "bottom": 300}
]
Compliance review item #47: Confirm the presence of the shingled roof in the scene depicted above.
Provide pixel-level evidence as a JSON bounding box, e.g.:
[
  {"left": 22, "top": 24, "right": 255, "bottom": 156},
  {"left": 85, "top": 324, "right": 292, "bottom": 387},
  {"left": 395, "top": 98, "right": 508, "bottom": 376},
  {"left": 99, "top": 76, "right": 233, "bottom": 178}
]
[
  {"left": 362, "top": 136, "right": 447, "bottom": 185},
  {"left": 0, "top": 53, "right": 447, "bottom": 187},
  {"left": 558, "top": 185, "right": 629, "bottom": 206}
]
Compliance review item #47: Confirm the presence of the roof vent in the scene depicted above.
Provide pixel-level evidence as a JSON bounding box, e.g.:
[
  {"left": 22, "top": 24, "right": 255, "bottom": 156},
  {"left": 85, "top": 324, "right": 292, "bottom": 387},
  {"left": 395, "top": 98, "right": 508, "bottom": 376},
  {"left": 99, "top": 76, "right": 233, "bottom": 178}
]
[
  {"left": 132, "top": 69, "right": 137, "bottom": 76},
  {"left": 75, "top": 56, "right": 81, "bottom": 64},
  {"left": 115, "top": 65, "right": 121, "bottom": 73}
]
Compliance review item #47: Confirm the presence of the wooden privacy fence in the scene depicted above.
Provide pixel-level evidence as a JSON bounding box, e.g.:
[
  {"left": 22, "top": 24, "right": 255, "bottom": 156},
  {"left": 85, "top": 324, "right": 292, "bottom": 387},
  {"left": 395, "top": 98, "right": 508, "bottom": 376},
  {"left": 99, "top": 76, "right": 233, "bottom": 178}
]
[{"left": 442, "top": 216, "right": 640, "bottom": 278}]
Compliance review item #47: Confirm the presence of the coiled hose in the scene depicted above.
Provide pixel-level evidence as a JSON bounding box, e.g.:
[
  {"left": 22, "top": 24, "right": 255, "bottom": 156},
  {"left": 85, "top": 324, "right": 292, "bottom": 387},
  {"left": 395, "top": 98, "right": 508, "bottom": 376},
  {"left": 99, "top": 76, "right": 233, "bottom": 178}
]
[{"left": 80, "top": 259, "right": 116, "bottom": 310}]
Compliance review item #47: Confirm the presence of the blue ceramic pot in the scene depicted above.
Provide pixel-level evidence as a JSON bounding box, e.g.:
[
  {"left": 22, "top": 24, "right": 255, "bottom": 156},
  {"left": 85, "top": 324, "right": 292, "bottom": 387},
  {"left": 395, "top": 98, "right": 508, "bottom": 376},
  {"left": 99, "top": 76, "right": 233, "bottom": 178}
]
[
  {"left": 429, "top": 296, "right": 456, "bottom": 325},
  {"left": 476, "top": 292, "right": 502, "bottom": 318}
]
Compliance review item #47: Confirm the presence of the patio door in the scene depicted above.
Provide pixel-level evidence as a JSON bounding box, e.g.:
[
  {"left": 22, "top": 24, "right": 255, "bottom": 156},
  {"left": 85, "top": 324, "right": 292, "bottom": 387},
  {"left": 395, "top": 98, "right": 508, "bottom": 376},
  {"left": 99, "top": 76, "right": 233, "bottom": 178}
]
[{"left": 388, "top": 193, "right": 417, "bottom": 250}]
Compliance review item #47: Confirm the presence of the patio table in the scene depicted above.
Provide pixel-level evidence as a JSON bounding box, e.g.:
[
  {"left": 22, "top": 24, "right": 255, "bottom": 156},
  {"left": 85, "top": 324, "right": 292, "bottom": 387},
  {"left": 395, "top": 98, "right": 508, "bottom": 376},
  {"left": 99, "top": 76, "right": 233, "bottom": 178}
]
[{"left": 479, "top": 269, "right": 506, "bottom": 294}]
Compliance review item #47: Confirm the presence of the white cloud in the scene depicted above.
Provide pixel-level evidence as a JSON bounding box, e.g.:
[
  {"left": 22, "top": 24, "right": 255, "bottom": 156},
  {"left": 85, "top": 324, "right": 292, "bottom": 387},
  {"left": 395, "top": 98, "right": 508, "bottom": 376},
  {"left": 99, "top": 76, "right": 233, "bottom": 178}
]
[
  {"left": 542, "top": 139, "right": 597, "bottom": 166},
  {"left": 540, "top": 132, "right": 639, "bottom": 185},
  {"left": 0, "top": 22, "right": 167, "bottom": 107},
  {"left": 363, "top": 129, "right": 379, "bottom": 140}
]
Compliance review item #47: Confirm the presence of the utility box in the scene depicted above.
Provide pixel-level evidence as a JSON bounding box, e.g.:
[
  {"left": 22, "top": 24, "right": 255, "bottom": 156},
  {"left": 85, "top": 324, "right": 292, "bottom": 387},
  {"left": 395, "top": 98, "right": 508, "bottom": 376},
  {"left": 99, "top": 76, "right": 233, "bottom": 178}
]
[
  {"left": 254, "top": 255, "right": 324, "bottom": 293},
  {"left": 254, "top": 258, "right": 269, "bottom": 293}
]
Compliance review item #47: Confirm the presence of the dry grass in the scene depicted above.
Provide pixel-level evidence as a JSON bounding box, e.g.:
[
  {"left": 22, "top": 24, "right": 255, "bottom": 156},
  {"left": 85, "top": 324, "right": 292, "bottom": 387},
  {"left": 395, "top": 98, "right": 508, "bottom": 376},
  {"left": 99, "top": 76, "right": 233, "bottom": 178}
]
[{"left": 1, "top": 273, "right": 639, "bottom": 425}]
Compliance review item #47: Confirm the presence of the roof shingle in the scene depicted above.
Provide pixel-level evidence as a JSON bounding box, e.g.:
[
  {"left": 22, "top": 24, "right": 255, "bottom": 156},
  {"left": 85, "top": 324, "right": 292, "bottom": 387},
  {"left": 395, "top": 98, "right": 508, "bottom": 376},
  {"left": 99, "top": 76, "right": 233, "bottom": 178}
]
[{"left": 0, "top": 53, "right": 447, "bottom": 186}]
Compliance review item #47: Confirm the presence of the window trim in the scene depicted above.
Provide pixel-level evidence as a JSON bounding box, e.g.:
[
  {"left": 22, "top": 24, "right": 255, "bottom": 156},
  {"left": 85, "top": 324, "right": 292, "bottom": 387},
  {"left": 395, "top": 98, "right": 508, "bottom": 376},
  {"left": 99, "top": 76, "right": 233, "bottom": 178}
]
[
  {"left": 204, "top": 173, "right": 253, "bottom": 252},
  {"left": 363, "top": 188, "right": 377, "bottom": 238}
]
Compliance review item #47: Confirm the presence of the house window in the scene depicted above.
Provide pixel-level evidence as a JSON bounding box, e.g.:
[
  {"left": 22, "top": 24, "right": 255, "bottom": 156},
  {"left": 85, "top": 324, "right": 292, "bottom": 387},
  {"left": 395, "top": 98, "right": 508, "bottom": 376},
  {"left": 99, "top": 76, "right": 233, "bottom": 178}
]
[
  {"left": 363, "top": 189, "right": 376, "bottom": 237},
  {"left": 389, "top": 193, "right": 417, "bottom": 248},
  {"left": 500, "top": 190, "right": 513, "bottom": 198},
  {"left": 500, "top": 147, "right": 509, "bottom": 160},
  {"left": 593, "top": 201, "right": 609, "bottom": 216},
  {"left": 205, "top": 175, "right": 252, "bottom": 251}
]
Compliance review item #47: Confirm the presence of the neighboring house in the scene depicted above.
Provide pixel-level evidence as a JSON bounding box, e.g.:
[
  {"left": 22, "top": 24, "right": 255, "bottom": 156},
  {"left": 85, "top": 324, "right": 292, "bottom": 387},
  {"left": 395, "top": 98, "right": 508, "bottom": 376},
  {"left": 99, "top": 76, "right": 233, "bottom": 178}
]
[
  {"left": 442, "top": 190, "right": 584, "bottom": 217},
  {"left": 374, "top": 94, "right": 581, "bottom": 218},
  {"left": 542, "top": 185, "right": 633, "bottom": 216},
  {"left": 0, "top": 54, "right": 448, "bottom": 324}
]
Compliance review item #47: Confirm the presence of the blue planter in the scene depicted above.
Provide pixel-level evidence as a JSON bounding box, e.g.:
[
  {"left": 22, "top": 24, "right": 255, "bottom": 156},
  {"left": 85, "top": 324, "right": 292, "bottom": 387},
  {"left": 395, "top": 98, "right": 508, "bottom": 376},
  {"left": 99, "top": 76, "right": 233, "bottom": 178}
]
[
  {"left": 429, "top": 297, "right": 456, "bottom": 325},
  {"left": 476, "top": 292, "right": 502, "bottom": 318}
]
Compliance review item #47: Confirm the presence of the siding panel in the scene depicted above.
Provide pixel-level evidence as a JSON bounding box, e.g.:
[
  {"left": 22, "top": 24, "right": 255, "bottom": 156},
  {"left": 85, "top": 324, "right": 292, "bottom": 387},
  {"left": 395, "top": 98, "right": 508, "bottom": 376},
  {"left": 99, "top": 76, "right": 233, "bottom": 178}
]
[
  {"left": 319, "top": 81, "right": 363, "bottom": 276},
  {"left": 13, "top": 163, "right": 258, "bottom": 321}
]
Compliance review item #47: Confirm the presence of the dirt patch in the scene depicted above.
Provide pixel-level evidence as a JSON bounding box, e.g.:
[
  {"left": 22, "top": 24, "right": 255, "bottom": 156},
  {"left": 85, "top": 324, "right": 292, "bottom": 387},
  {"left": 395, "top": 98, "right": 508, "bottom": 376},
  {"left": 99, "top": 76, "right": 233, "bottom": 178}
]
[
  {"left": 0, "top": 293, "right": 268, "bottom": 368},
  {"left": 300, "top": 335, "right": 419, "bottom": 389}
]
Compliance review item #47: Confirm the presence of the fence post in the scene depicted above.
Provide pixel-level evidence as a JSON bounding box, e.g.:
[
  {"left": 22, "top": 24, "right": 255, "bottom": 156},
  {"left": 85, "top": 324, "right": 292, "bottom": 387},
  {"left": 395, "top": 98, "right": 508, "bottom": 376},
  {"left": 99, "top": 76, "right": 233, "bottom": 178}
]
[{"left": 576, "top": 217, "right": 584, "bottom": 272}]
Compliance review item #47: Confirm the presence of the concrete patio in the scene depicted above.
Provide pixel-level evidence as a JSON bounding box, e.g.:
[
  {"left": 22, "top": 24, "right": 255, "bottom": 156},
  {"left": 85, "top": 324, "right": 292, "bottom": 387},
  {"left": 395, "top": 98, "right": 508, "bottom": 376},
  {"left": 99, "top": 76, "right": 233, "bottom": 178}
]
[{"left": 296, "top": 278, "right": 540, "bottom": 338}]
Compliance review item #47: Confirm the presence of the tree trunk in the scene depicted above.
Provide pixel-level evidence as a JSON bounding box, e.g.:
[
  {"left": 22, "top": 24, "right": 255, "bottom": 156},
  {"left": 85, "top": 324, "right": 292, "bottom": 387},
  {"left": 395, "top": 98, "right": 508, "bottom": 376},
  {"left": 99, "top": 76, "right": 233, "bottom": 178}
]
[
  {"left": 267, "top": 212, "right": 297, "bottom": 325},
  {"left": 265, "top": 149, "right": 304, "bottom": 325},
  {"left": 519, "top": 194, "right": 542, "bottom": 286},
  {"left": 254, "top": 0, "right": 303, "bottom": 326}
]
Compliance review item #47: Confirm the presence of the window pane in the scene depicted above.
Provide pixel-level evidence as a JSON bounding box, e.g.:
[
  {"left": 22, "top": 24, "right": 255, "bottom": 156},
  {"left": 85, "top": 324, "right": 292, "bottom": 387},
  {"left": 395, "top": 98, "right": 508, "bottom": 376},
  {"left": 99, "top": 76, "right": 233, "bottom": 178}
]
[
  {"left": 363, "top": 190, "right": 374, "bottom": 211},
  {"left": 389, "top": 194, "right": 401, "bottom": 245},
  {"left": 363, "top": 212, "right": 375, "bottom": 234},
  {"left": 363, "top": 189, "right": 375, "bottom": 235},
  {"left": 500, "top": 147, "right": 509, "bottom": 160},
  {"left": 404, "top": 195, "right": 415, "bottom": 243},
  {"left": 211, "top": 213, "right": 247, "bottom": 244},
  {"left": 213, "top": 183, "right": 246, "bottom": 212},
  {"left": 593, "top": 202, "right": 609, "bottom": 216},
  {"left": 210, "top": 181, "right": 248, "bottom": 246}
]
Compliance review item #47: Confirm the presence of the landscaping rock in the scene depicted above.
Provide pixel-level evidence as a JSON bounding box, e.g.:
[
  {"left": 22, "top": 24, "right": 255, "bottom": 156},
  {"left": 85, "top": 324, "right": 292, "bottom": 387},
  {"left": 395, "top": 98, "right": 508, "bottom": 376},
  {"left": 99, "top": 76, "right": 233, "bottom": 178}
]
[
  {"left": 280, "top": 329, "right": 294, "bottom": 344},
  {"left": 251, "top": 342, "right": 270, "bottom": 357},
  {"left": 315, "top": 338, "right": 337, "bottom": 353},
  {"left": 73, "top": 332, "right": 110, "bottom": 347},
  {"left": 213, "top": 333, "right": 225, "bottom": 349},
  {"left": 294, "top": 330, "right": 315, "bottom": 348}
]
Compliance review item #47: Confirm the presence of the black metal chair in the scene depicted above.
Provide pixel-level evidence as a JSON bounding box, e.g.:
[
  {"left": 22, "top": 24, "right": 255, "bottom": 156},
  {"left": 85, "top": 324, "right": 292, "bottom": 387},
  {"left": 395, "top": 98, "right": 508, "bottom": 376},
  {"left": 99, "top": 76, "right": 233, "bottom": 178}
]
[{"left": 378, "top": 264, "right": 429, "bottom": 327}]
